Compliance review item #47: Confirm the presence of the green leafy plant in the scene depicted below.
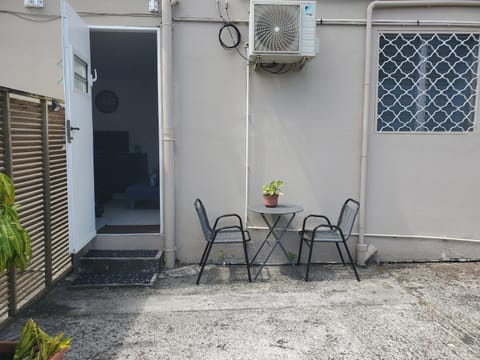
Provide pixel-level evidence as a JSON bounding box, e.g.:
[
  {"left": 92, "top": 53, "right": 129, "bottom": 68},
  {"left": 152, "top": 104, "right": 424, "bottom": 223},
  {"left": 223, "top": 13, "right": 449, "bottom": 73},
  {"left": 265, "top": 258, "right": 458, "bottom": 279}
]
[
  {"left": 0, "top": 173, "right": 31, "bottom": 272},
  {"left": 262, "top": 180, "right": 284, "bottom": 197},
  {"left": 14, "top": 319, "right": 71, "bottom": 360},
  {"left": 217, "top": 250, "right": 226, "bottom": 263}
]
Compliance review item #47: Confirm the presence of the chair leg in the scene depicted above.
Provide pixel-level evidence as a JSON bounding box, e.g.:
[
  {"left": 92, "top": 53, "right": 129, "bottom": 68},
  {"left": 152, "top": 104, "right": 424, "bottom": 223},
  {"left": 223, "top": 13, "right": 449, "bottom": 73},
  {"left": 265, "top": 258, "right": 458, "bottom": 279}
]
[
  {"left": 199, "top": 242, "right": 209, "bottom": 266},
  {"left": 305, "top": 240, "right": 315, "bottom": 282},
  {"left": 335, "top": 243, "right": 346, "bottom": 265},
  {"left": 342, "top": 242, "right": 360, "bottom": 282},
  {"left": 196, "top": 241, "right": 214, "bottom": 285},
  {"left": 242, "top": 240, "right": 252, "bottom": 283},
  {"left": 297, "top": 236, "right": 304, "bottom": 266}
]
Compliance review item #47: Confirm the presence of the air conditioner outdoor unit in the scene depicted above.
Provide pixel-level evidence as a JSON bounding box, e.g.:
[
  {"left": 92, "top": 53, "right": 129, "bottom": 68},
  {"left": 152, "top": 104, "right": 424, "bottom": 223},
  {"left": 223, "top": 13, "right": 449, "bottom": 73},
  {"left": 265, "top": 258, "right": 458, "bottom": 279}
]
[{"left": 248, "top": 0, "right": 317, "bottom": 64}]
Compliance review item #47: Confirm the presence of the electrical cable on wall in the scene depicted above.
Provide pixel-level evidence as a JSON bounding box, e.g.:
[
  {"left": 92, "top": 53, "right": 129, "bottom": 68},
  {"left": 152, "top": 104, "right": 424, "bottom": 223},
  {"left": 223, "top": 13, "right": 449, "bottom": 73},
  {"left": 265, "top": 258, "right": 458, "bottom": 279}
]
[
  {"left": 259, "top": 63, "right": 294, "bottom": 75},
  {"left": 215, "top": 1, "right": 295, "bottom": 74},
  {"left": 216, "top": 0, "right": 248, "bottom": 61},
  {"left": 0, "top": 10, "right": 156, "bottom": 23},
  {"left": 77, "top": 12, "right": 156, "bottom": 18},
  {"left": 218, "top": 23, "right": 241, "bottom": 49},
  {"left": 0, "top": 10, "right": 60, "bottom": 22}
]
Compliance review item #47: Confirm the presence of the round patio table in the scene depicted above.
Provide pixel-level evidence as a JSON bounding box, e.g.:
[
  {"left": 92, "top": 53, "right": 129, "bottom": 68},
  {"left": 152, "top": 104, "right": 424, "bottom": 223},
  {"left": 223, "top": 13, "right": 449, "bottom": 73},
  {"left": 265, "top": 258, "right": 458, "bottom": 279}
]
[{"left": 248, "top": 203, "right": 304, "bottom": 281}]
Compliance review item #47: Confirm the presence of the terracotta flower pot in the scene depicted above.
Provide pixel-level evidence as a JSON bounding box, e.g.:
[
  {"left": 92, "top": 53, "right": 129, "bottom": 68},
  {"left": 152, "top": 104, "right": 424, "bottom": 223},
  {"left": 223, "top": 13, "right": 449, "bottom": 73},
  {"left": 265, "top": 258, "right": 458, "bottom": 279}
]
[
  {"left": 263, "top": 194, "right": 279, "bottom": 207},
  {"left": 0, "top": 341, "right": 67, "bottom": 360},
  {"left": 49, "top": 348, "right": 68, "bottom": 360},
  {"left": 0, "top": 341, "right": 16, "bottom": 360}
]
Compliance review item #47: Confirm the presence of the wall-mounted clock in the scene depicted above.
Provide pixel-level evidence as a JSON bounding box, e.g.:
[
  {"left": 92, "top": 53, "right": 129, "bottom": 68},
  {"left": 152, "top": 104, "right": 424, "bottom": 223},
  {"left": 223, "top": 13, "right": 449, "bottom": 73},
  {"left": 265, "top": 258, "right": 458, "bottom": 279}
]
[{"left": 95, "top": 90, "right": 119, "bottom": 113}]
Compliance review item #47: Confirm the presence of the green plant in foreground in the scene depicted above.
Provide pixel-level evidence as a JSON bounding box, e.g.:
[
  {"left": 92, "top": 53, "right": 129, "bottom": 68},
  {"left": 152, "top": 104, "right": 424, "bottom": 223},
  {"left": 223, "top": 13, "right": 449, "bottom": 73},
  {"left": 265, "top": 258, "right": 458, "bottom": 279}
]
[
  {"left": 14, "top": 319, "right": 71, "bottom": 360},
  {"left": 0, "top": 173, "right": 31, "bottom": 272},
  {"left": 262, "top": 180, "right": 284, "bottom": 196}
]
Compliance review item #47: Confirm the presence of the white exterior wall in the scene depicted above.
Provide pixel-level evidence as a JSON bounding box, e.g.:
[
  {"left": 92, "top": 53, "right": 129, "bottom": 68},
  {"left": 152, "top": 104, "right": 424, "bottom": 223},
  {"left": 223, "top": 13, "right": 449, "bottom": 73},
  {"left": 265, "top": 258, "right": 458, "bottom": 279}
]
[
  {"left": 0, "top": 0, "right": 64, "bottom": 98},
  {"left": 366, "top": 6, "right": 480, "bottom": 261},
  {"left": 1, "top": 0, "right": 479, "bottom": 263}
]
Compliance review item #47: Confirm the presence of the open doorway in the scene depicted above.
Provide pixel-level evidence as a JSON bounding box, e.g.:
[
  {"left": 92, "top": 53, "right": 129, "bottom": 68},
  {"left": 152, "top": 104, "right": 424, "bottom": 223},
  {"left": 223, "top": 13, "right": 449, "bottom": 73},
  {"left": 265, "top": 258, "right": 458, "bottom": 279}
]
[{"left": 90, "top": 29, "right": 160, "bottom": 234}]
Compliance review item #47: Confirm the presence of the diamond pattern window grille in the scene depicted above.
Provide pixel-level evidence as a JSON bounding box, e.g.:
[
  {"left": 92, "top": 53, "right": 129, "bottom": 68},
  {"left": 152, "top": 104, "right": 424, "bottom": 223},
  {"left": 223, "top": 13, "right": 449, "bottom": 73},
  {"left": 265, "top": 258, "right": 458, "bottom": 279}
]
[{"left": 377, "top": 33, "right": 480, "bottom": 132}]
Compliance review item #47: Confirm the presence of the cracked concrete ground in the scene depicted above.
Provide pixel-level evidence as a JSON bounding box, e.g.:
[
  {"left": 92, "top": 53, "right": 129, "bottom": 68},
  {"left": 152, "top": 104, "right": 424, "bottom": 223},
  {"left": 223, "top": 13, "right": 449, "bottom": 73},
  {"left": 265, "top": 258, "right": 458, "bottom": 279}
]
[{"left": 0, "top": 262, "right": 479, "bottom": 359}]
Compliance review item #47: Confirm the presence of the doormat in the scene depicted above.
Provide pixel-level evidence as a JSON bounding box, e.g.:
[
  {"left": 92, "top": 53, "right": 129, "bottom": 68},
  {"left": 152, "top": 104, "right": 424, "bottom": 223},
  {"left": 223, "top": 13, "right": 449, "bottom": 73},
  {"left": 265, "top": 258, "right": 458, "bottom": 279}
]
[
  {"left": 97, "top": 225, "right": 160, "bottom": 234},
  {"left": 70, "top": 272, "right": 156, "bottom": 288}
]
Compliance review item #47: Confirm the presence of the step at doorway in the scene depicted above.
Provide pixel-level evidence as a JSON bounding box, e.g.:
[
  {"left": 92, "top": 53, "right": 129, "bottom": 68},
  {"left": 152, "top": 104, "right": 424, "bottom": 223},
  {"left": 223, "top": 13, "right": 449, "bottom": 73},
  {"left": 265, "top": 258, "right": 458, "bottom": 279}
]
[{"left": 70, "top": 249, "right": 163, "bottom": 288}]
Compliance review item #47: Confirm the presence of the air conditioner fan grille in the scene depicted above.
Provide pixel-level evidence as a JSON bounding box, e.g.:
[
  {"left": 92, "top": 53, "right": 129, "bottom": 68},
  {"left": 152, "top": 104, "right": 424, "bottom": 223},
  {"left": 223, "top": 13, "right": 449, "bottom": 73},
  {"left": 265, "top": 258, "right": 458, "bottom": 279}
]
[{"left": 254, "top": 4, "right": 300, "bottom": 53}]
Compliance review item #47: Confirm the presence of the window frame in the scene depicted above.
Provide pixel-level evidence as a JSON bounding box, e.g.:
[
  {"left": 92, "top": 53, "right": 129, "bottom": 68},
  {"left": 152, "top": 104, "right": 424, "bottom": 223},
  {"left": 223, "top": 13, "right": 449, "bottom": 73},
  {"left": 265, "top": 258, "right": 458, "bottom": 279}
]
[
  {"left": 373, "top": 28, "right": 480, "bottom": 135},
  {"left": 73, "top": 54, "right": 89, "bottom": 94}
]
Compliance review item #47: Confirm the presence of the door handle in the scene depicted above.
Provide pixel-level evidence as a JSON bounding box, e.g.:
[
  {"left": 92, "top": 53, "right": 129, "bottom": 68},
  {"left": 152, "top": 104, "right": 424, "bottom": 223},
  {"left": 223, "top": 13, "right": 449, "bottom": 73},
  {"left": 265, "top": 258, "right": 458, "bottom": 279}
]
[
  {"left": 66, "top": 120, "right": 80, "bottom": 143},
  {"left": 91, "top": 69, "right": 98, "bottom": 83},
  {"left": 89, "top": 69, "right": 98, "bottom": 87}
]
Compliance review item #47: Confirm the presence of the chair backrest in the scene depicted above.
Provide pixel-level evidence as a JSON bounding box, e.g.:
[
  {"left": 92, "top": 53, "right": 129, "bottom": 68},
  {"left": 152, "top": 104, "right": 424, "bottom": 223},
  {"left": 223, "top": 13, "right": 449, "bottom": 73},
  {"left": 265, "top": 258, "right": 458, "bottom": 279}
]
[
  {"left": 194, "top": 198, "right": 212, "bottom": 240},
  {"left": 336, "top": 198, "right": 360, "bottom": 240}
]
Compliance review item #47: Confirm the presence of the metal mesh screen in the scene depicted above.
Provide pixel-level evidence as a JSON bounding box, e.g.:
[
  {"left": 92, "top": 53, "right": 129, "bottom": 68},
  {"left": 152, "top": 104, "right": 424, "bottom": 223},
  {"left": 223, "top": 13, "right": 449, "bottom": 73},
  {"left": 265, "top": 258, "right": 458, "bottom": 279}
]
[{"left": 377, "top": 33, "right": 480, "bottom": 132}]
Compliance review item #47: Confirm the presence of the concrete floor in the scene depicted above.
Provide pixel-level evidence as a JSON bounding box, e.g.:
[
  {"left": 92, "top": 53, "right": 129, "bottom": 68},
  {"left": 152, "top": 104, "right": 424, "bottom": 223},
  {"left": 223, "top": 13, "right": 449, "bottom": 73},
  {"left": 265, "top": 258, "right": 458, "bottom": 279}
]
[{"left": 0, "top": 262, "right": 479, "bottom": 359}]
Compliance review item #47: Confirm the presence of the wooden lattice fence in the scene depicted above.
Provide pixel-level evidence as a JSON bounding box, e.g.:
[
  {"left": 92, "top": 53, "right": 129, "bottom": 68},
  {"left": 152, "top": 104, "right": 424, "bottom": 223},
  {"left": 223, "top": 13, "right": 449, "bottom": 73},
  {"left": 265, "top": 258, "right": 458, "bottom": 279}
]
[{"left": 0, "top": 87, "right": 71, "bottom": 324}]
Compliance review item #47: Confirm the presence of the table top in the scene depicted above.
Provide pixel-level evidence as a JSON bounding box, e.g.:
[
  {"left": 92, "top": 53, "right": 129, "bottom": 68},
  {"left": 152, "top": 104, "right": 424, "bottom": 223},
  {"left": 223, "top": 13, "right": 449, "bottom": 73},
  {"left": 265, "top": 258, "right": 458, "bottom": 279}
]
[{"left": 248, "top": 203, "right": 304, "bottom": 215}]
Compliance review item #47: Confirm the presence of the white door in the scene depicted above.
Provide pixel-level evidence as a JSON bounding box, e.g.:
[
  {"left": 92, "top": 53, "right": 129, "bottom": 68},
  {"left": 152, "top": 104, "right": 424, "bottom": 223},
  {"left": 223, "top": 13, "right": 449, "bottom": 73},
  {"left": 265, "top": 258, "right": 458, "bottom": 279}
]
[{"left": 62, "top": 1, "right": 96, "bottom": 253}]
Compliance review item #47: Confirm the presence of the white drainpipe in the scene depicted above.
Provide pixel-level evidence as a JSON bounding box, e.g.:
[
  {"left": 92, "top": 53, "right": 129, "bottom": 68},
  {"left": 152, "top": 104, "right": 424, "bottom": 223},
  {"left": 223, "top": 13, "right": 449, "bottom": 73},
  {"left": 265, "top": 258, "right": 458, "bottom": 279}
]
[
  {"left": 244, "top": 61, "right": 251, "bottom": 225},
  {"left": 162, "top": 0, "right": 175, "bottom": 268},
  {"left": 357, "top": 0, "right": 480, "bottom": 266}
]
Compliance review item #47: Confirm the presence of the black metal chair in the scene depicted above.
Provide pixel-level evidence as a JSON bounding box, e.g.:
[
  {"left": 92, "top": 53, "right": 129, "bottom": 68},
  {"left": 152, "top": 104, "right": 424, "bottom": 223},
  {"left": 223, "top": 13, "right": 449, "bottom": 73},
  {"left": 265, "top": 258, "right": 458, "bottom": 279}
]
[
  {"left": 194, "top": 199, "right": 252, "bottom": 284},
  {"left": 297, "top": 198, "right": 360, "bottom": 282}
]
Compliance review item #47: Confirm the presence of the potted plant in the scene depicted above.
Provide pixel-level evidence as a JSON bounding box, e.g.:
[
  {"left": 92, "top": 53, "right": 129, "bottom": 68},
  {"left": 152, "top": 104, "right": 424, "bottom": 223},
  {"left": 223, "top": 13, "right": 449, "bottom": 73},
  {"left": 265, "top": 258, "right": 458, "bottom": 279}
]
[
  {"left": 0, "top": 172, "right": 31, "bottom": 274},
  {"left": 262, "top": 180, "right": 284, "bottom": 207},
  {"left": 0, "top": 173, "right": 71, "bottom": 359},
  {"left": 0, "top": 319, "right": 71, "bottom": 360}
]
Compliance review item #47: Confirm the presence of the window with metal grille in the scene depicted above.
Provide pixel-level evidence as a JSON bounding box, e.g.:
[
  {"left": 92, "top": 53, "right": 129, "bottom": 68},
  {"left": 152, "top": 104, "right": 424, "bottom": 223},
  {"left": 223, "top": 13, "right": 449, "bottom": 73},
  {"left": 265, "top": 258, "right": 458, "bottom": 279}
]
[{"left": 377, "top": 33, "right": 480, "bottom": 133}]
